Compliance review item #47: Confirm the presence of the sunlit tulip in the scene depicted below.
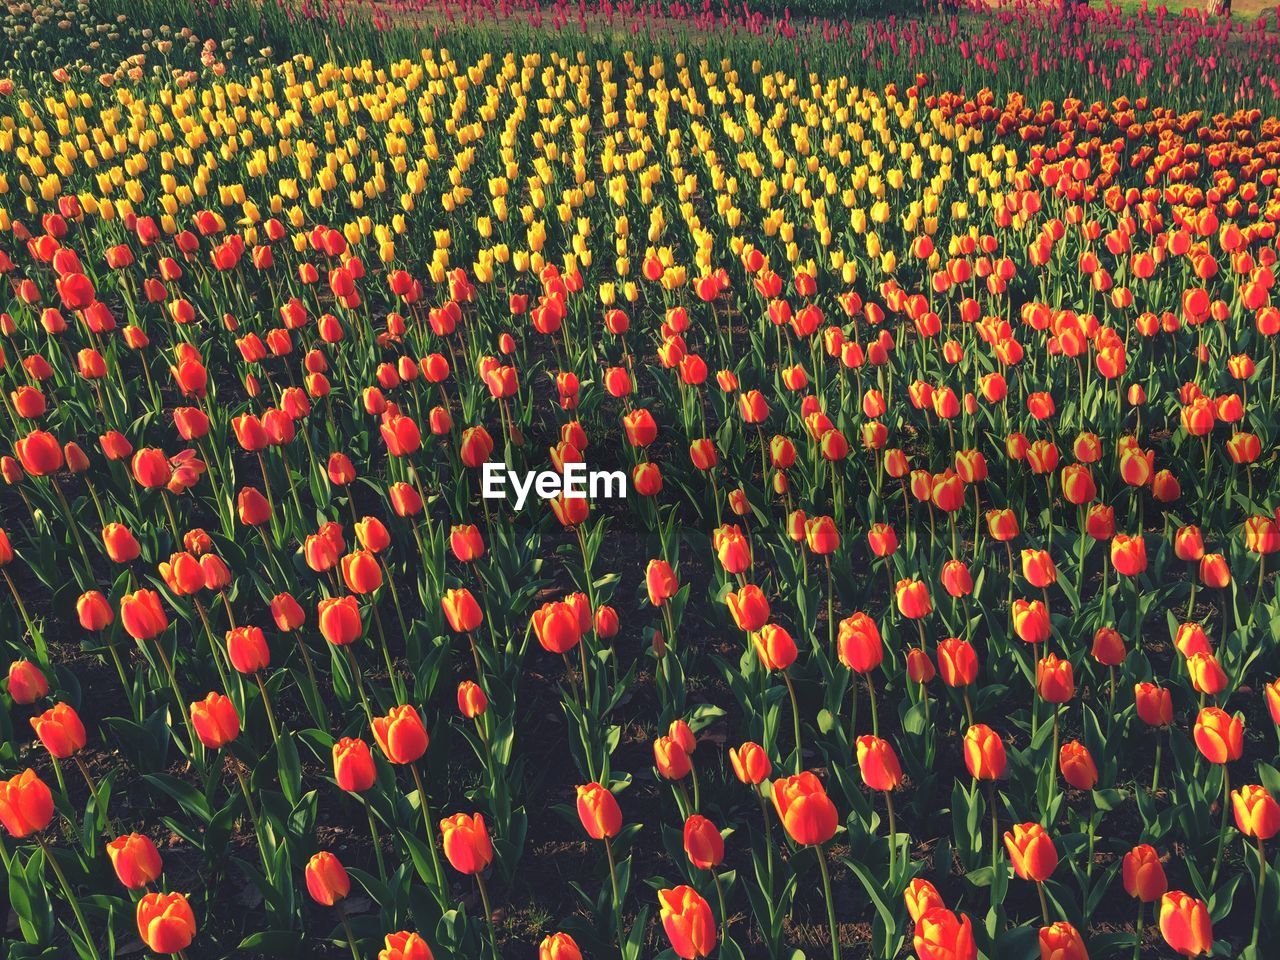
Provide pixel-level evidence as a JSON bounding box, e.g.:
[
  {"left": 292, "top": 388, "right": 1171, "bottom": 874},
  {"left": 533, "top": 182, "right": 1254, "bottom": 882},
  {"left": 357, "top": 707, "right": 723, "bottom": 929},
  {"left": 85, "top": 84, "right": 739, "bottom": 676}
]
[
  {"left": 658, "top": 885, "right": 716, "bottom": 959},
  {"left": 136, "top": 892, "right": 196, "bottom": 954}
]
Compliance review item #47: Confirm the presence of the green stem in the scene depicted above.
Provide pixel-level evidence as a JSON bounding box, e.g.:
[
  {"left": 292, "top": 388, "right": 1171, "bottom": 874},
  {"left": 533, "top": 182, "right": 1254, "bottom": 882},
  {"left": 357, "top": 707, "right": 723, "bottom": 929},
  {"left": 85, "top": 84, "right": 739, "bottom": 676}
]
[
  {"left": 815, "top": 845, "right": 841, "bottom": 960},
  {"left": 37, "top": 835, "right": 100, "bottom": 960}
]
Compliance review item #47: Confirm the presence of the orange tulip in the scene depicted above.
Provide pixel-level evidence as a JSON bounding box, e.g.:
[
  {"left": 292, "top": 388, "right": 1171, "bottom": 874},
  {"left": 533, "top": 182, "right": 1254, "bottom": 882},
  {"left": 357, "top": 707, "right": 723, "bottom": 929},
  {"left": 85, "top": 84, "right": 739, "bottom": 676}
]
[
  {"left": 381, "top": 931, "right": 436, "bottom": 960},
  {"left": 190, "top": 692, "right": 240, "bottom": 748},
  {"left": 440, "top": 812, "right": 493, "bottom": 874},
  {"left": 682, "top": 814, "right": 724, "bottom": 869},
  {"left": 305, "top": 851, "right": 350, "bottom": 906},
  {"left": 856, "top": 735, "right": 903, "bottom": 791},
  {"left": 318, "top": 596, "right": 362, "bottom": 645},
  {"left": 658, "top": 885, "right": 716, "bottom": 959},
  {"left": 136, "top": 892, "right": 197, "bottom": 954},
  {"left": 1122, "top": 844, "right": 1167, "bottom": 902},
  {"left": 963, "top": 724, "right": 1006, "bottom": 780},
  {"left": 729, "top": 742, "right": 771, "bottom": 785},
  {"left": 0, "top": 769, "right": 54, "bottom": 837},
  {"left": 373, "top": 705, "right": 429, "bottom": 765},
  {"left": 1232, "top": 784, "right": 1280, "bottom": 840},
  {"left": 333, "top": 736, "right": 377, "bottom": 792},
  {"left": 1039, "top": 921, "right": 1088, "bottom": 960},
  {"left": 1159, "top": 891, "right": 1213, "bottom": 957},
  {"left": 772, "top": 771, "right": 838, "bottom": 845},
  {"left": 576, "top": 782, "right": 622, "bottom": 840},
  {"left": 538, "top": 932, "right": 580, "bottom": 960},
  {"left": 1004, "top": 822, "right": 1058, "bottom": 881},
  {"left": 1193, "top": 707, "right": 1243, "bottom": 763},
  {"left": 30, "top": 702, "right": 86, "bottom": 758},
  {"left": 914, "top": 907, "right": 977, "bottom": 960},
  {"left": 107, "top": 833, "right": 163, "bottom": 890}
]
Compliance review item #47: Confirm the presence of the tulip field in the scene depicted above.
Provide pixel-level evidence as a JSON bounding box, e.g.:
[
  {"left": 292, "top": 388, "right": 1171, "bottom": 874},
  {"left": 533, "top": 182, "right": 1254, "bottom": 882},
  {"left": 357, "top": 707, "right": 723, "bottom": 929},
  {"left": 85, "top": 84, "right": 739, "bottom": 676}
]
[{"left": 9, "top": 0, "right": 1280, "bottom": 957}]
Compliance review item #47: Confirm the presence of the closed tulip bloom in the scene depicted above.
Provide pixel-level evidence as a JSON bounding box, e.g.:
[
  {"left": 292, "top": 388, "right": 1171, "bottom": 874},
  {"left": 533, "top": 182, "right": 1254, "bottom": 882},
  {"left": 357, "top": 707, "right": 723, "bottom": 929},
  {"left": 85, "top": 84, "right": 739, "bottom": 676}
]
[
  {"left": 441, "top": 588, "right": 483, "bottom": 634},
  {"left": 576, "top": 782, "right": 622, "bottom": 839},
  {"left": 753, "top": 623, "right": 797, "bottom": 671},
  {"left": 896, "top": 578, "right": 932, "bottom": 618},
  {"left": 449, "top": 525, "right": 485, "bottom": 562},
  {"left": 1085, "top": 505, "right": 1115, "bottom": 541},
  {"left": 1232, "top": 785, "right": 1280, "bottom": 840},
  {"left": 354, "top": 517, "right": 391, "bottom": 553},
  {"left": 646, "top": 559, "right": 679, "bottom": 606},
  {"left": 941, "top": 560, "right": 973, "bottom": 598},
  {"left": 838, "top": 613, "right": 884, "bottom": 672},
  {"left": 1039, "top": 921, "right": 1088, "bottom": 960},
  {"left": 381, "top": 932, "right": 435, "bottom": 960},
  {"left": 683, "top": 814, "right": 724, "bottom": 869},
  {"left": 914, "top": 907, "right": 977, "bottom": 960},
  {"left": 1005, "top": 823, "right": 1058, "bottom": 881},
  {"left": 136, "top": 892, "right": 197, "bottom": 954},
  {"left": 103, "top": 523, "right": 142, "bottom": 563},
  {"left": 333, "top": 737, "right": 377, "bottom": 792},
  {"left": 658, "top": 885, "right": 716, "bottom": 959},
  {"left": 131, "top": 448, "right": 172, "bottom": 489},
  {"left": 904, "top": 878, "right": 945, "bottom": 922},
  {"left": 199, "top": 554, "right": 232, "bottom": 590},
  {"left": 1090, "top": 627, "right": 1126, "bottom": 666},
  {"left": 729, "top": 742, "right": 771, "bottom": 785},
  {"left": 341, "top": 550, "right": 383, "bottom": 594},
  {"left": 1060, "top": 464, "right": 1096, "bottom": 505},
  {"left": 538, "top": 932, "right": 580, "bottom": 960},
  {"left": 867, "top": 523, "right": 898, "bottom": 557},
  {"left": 1134, "top": 683, "right": 1173, "bottom": 727},
  {"left": 937, "top": 638, "right": 979, "bottom": 687},
  {"left": 1058, "top": 741, "right": 1098, "bottom": 791},
  {"left": 1175, "top": 622, "right": 1212, "bottom": 657},
  {"left": 1186, "top": 652, "right": 1228, "bottom": 696},
  {"left": 856, "top": 735, "right": 903, "bottom": 791},
  {"left": 986, "top": 508, "right": 1020, "bottom": 541},
  {"left": 1012, "top": 598, "right": 1051, "bottom": 644},
  {"left": 226, "top": 626, "right": 270, "bottom": 674},
  {"left": 727, "top": 584, "right": 771, "bottom": 632},
  {"left": 1122, "top": 844, "right": 1167, "bottom": 902},
  {"left": 440, "top": 812, "right": 493, "bottom": 874},
  {"left": 389, "top": 482, "right": 423, "bottom": 517},
  {"left": 318, "top": 596, "right": 362, "bottom": 645},
  {"left": 1022, "top": 549, "right": 1057, "bottom": 587},
  {"left": 1111, "top": 534, "right": 1148, "bottom": 576},
  {"left": 772, "top": 771, "right": 838, "bottom": 845},
  {"left": 305, "top": 851, "right": 351, "bottom": 906},
  {"left": 1036, "top": 654, "right": 1075, "bottom": 703},
  {"left": 1187, "top": 544, "right": 1226, "bottom": 587},
  {"left": 1194, "top": 707, "right": 1244, "bottom": 763},
  {"left": 964, "top": 724, "right": 1007, "bottom": 780},
  {"left": 532, "top": 600, "right": 581, "bottom": 653},
  {"left": 1175, "top": 525, "right": 1206, "bottom": 562},
  {"left": 30, "top": 702, "right": 86, "bottom": 758},
  {"left": 270, "top": 593, "right": 305, "bottom": 632},
  {"left": 665, "top": 718, "right": 696, "bottom": 755},
  {"left": 7, "top": 660, "right": 48, "bottom": 703},
  {"left": 1267, "top": 679, "right": 1280, "bottom": 726},
  {"left": 120, "top": 589, "right": 169, "bottom": 641},
  {"left": 15, "top": 430, "right": 63, "bottom": 476},
  {"left": 457, "top": 681, "right": 487, "bottom": 719},
  {"left": 237, "top": 487, "right": 272, "bottom": 525},
  {"left": 190, "top": 692, "right": 240, "bottom": 749},
  {"left": 805, "top": 515, "right": 840, "bottom": 555},
  {"left": 907, "top": 648, "right": 937, "bottom": 684},
  {"left": 654, "top": 735, "right": 692, "bottom": 780},
  {"left": 0, "top": 769, "right": 54, "bottom": 837},
  {"left": 373, "top": 705, "right": 429, "bottom": 764},
  {"left": 1159, "top": 891, "right": 1213, "bottom": 957},
  {"left": 107, "top": 833, "right": 163, "bottom": 890}
]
